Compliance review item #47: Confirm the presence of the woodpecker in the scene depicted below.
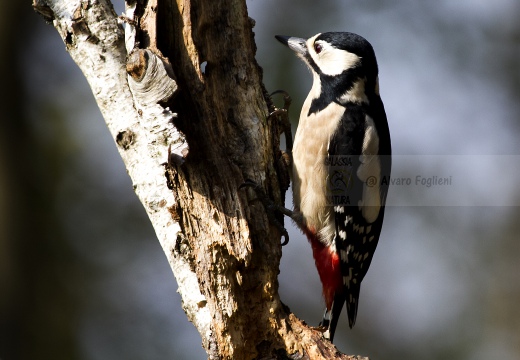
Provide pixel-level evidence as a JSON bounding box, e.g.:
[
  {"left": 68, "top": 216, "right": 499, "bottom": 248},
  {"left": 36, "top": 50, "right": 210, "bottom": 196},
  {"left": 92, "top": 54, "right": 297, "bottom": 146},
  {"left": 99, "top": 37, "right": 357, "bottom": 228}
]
[{"left": 276, "top": 32, "right": 391, "bottom": 342}]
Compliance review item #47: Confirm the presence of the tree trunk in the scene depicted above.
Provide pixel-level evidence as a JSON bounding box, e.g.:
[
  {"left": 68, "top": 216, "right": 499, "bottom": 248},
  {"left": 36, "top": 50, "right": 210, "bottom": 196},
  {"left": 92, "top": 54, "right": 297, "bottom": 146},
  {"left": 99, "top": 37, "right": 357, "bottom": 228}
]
[{"left": 32, "top": 0, "right": 368, "bottom": 359}]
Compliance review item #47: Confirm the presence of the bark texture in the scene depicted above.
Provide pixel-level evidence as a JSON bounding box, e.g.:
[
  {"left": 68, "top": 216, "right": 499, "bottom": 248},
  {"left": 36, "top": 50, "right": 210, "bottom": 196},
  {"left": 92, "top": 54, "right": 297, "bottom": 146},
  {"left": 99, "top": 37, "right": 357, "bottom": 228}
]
[
  {"left": 152, "top": 1, "right": 286, "bottom": 358},
  {"left": 33, "top": 0, "right": 370, "bottom": 359}
]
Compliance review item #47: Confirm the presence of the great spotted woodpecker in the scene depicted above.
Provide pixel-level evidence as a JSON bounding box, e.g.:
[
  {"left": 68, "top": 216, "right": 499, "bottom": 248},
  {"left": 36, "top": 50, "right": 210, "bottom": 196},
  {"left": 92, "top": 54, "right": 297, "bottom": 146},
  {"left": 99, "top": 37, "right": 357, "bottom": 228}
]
[{"left": 276, "top": 32, "right": 392, "bottom": 342}]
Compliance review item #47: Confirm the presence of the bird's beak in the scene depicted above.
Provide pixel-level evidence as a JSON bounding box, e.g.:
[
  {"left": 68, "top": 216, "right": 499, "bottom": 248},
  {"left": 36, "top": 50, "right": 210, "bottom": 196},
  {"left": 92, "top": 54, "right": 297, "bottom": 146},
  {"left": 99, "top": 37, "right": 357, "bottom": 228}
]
[{"left": 275, "top": 35, "right": 307, "bottom": 56}]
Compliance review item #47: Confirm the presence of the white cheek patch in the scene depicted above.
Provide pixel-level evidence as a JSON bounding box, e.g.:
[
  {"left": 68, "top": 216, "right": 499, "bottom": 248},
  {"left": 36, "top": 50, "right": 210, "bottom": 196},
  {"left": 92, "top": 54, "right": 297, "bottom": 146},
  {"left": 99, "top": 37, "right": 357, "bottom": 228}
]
[
  {"left": 356, "top": 116, "right": 381, "bottom": 223},
  {"left": 307, "top": 36, "right": 361, "bottom": 76},
  {"left": 319, "top": 49, "right": 360, "bottom": 76}
]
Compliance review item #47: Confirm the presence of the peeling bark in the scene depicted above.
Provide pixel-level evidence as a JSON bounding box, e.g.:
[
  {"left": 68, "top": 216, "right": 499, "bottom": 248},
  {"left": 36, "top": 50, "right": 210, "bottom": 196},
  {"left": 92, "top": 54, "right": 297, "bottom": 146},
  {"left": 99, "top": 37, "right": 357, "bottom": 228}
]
[{"left": 33, "top": 0, "right": 370, "bottom": 359}]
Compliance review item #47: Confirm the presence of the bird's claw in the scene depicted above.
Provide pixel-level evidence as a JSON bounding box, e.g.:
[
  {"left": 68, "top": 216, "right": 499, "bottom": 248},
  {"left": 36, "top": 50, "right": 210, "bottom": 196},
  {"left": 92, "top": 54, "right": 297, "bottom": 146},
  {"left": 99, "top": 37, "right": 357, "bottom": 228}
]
[{"left": 270, "top": 90, "right": 292, "bottom": 111}]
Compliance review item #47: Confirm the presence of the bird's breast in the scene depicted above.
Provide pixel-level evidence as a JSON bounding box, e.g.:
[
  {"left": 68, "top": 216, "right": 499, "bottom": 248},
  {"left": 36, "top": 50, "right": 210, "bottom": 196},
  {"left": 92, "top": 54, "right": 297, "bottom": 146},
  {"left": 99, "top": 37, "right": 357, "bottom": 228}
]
[{"left": 292, "top": 101, "right": 346, "bottom": 245}]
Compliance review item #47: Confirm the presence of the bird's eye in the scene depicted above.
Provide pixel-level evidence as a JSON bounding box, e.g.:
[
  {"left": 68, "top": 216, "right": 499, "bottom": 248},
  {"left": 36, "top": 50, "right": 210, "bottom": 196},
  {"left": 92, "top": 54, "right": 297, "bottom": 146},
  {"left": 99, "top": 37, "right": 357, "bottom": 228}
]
[{"left": 314, "top": 43, "right": 323, "bottom": 54}]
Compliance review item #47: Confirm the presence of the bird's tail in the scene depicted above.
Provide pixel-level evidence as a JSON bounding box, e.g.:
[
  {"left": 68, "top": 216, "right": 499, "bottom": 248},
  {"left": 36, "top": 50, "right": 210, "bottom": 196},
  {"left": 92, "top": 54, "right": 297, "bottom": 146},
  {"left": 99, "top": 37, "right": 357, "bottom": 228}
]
[
  {"left": 321, "top": 286, "right": 362, "bottom": 342},
  {"left": 345, "top": 284, "right": 360, "bottom": 328},
  {"left": 321, "top": 292, "right": 346, "bottom": 342}
]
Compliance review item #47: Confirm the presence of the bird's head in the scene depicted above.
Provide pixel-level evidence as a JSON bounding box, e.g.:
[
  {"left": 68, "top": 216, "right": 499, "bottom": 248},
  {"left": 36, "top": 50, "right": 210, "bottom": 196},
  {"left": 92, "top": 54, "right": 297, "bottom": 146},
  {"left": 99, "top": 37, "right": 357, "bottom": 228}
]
[{"left": 276, "top": 32, "right": 379, "bottom": 108}]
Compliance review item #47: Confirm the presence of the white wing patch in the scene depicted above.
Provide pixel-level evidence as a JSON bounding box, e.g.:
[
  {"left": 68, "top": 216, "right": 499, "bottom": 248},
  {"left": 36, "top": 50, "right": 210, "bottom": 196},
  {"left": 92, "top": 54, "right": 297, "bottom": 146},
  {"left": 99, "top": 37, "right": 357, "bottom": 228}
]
[
  {"left": 340, "top": 79, "right": 368, "bottom": 104},
  {"left": 356, "top": 116, "right": 381, "bottom": 223}
]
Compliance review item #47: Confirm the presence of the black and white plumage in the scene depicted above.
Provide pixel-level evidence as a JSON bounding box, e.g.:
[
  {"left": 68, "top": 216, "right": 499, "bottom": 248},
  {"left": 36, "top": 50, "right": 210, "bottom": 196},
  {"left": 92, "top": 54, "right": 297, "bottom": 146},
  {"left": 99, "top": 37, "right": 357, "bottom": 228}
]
[{"left": 276, "top": 32, "right": 391, "bottom": 342}]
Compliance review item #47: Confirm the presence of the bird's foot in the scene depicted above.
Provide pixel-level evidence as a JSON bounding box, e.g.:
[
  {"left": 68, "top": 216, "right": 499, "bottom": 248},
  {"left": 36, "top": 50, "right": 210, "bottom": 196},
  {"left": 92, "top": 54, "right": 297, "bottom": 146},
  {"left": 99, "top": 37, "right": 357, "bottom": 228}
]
[{"left": 268, "top": 90, "right": 293, "bottom": 193}]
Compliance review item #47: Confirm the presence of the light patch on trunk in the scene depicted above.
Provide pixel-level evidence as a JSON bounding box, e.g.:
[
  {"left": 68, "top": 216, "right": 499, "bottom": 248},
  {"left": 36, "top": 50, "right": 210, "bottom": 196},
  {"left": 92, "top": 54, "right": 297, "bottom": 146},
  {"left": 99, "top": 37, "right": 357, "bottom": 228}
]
[{"left": 356, "top": 116, "right": 381, "bottom": 223}]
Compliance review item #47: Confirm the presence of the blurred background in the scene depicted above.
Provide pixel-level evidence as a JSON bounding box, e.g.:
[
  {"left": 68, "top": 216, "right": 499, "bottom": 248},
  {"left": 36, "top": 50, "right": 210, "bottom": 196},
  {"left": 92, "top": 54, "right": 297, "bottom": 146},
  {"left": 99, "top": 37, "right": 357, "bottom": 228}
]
[{"left": 1, "top": 0, "right": 519, "bottom": 359}]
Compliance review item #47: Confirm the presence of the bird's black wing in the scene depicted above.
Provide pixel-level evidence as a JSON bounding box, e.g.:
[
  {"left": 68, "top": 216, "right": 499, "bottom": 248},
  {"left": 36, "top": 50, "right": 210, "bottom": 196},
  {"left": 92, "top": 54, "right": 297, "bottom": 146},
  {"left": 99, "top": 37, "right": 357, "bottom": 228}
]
[{"left": 326, "top": 101, "right": 389, "bottom": 339}]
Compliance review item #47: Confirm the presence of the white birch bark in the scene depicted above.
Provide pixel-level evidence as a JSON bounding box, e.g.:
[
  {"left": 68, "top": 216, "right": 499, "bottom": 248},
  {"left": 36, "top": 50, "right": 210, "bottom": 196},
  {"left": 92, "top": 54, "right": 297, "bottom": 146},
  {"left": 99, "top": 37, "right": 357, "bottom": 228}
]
[{"left": 32, "top": 0, "right": 213, "bottom": 350}]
